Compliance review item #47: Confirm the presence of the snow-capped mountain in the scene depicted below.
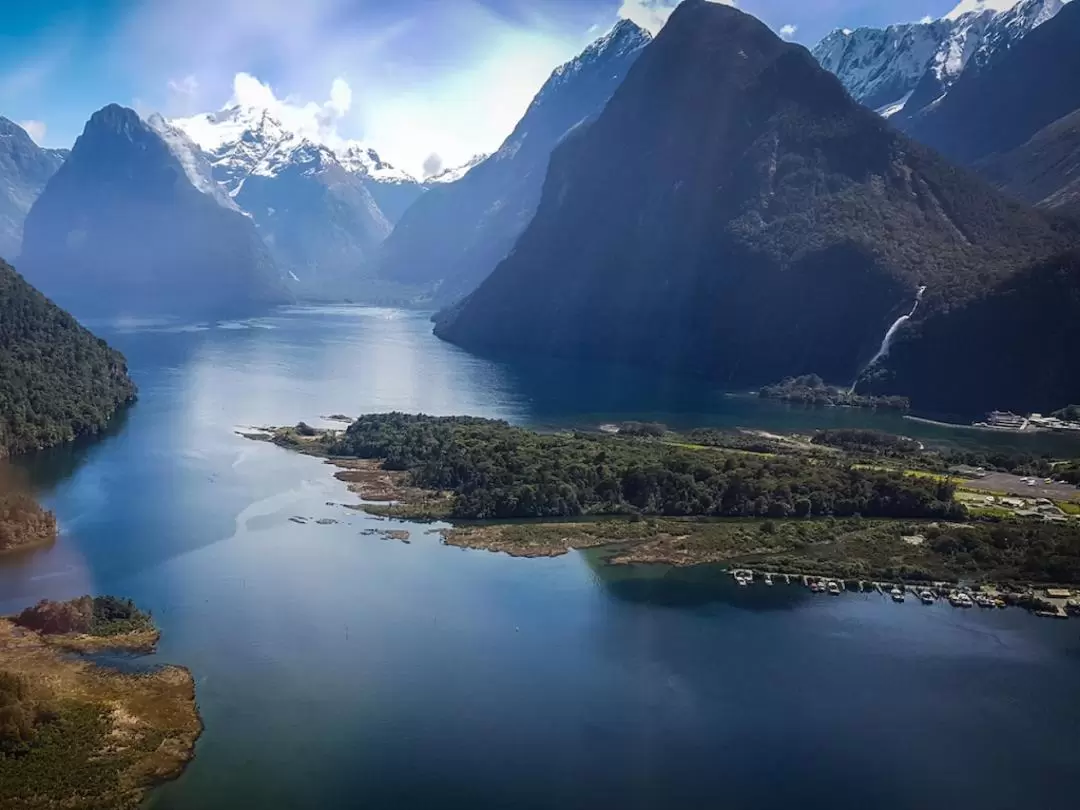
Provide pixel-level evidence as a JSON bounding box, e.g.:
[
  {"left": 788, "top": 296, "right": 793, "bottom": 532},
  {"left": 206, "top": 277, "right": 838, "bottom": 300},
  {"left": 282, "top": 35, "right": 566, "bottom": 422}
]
[
  {"left": 424, "top": 154, "right": 489, "bottom": 185},
  {"left": 170, "top": 106, "right": 423, "bottom": 224},
  {"left": 0, "top": 117, "right": 67, "bottom": 261},
  {"left": 168, "top": 105, "right": 408, "bottom": 298},
  {"left": 813, "top": 0, "right": 1070, "bottom": 119}
]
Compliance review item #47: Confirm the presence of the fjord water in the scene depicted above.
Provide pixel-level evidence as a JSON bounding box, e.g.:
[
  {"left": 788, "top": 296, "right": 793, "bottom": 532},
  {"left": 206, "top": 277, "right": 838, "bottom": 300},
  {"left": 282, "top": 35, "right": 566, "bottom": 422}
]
[{"left": 2, "top": 307, "right": 1078, "bottom": 809}]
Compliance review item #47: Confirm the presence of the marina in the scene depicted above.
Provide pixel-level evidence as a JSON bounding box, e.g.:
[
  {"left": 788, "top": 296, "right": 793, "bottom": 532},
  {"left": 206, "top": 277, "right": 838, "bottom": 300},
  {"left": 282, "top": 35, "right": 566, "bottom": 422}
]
[{"left": 732, "top": 568, "right": 1076, "bottom": 616}]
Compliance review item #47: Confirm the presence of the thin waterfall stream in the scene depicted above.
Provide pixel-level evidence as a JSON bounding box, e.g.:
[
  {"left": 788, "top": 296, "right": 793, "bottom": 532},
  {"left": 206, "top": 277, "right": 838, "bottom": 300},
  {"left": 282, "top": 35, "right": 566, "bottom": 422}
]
[{"left": 850, "top": 285, "right": 926, "bottom": 393}]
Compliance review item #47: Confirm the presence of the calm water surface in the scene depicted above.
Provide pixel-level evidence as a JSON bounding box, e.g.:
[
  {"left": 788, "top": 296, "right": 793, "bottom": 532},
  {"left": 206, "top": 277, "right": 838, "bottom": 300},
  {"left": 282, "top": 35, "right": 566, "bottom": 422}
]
[{"left": 3, "top": 307, "right": 1079, "bottom": 810}]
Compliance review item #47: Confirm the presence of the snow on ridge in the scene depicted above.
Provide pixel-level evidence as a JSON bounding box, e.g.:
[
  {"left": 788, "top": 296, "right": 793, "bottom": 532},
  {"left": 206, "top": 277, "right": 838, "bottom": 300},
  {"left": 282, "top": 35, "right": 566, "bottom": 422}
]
[
  {"left": 337, "top": 142, "right": 416, "bottom": 184},
  {"left": 425, "top": 154, "right": 489, "bottom": 185},
  {"left": 876, "top": 91, "right": 915, "bottom": 118},
  {"left": 145, "top": 112, "right": 240, "bottom": 210},
  {"left": 170, "top": 105, "right": 419, "bottom": 187},
  {"left": 944, "top": 0, "right": 1024, "bottom": 22},
  {"left": 814, "top": 0, "right": 1069, "bottom": 114}
]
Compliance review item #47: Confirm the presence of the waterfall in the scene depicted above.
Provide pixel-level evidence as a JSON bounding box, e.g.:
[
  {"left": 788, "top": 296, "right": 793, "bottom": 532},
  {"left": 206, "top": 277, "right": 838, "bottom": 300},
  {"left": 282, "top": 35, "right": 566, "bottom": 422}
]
[{"left": 850, "top": 286, "right": 926, "bottom": 393}]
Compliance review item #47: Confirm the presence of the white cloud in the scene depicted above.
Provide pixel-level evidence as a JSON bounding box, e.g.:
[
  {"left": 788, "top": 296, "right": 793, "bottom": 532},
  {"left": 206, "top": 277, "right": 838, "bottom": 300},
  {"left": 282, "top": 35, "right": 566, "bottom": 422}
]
[
  {"left": 779, "top": 24, "right": 798, "bottom": 40},
  {"left": 167, "top": 75, "right": 199, "bottom": 98},
  {"left": 128, "top": 0, "right": 592, "bottom": 178},
  {"left": 17, "top": 119, "right": 47, "bottom": 144},
  {"left": 618, "top": 0, "right": 735, "bottom": 35}
]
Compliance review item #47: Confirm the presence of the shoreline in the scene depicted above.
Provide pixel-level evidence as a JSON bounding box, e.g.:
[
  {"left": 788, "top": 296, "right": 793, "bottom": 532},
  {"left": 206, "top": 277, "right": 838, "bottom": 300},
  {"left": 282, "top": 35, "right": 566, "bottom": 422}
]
[
  {"left": 0, "top": 532, "right": 57, "bottom": 557},
  {"left": 0, "top": 618, "right": 202, "bottom": 809},
  {"left": 245, "top": 423, "right": 1079, "bottom": 603}
]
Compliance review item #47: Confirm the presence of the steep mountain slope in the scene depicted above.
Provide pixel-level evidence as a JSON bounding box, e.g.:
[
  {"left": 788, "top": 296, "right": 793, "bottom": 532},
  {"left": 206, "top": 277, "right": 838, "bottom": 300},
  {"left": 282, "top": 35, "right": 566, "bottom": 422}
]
[
  {"left": 813, "top": 0, "right": 1069, "bottom": 119},
  {"left": 904, "top": 0, "right": 1080, "bottom": 165},
  {"left": 19, "top": 105, "right": 286, "bottom": 317},
  {"left": 436, "top": 1, "right": 1073, "bottom": 394},
  {"left": 1, "top": 258, "right": 135, "bottom": 457},
  {"left": 337, "top": 144, "right": 424, "bottom": 224},
  {"left": 171, "top": 106, "right": 397, "bottom": 296},
  {"left": 862, "top": 252, "right": 1080, "bottom": 414},
  {"left": 977, "top": 109, "right": 1080, "bottom": 208},
  {"left": 377, "top": 20, "right": 652, "bottom": 305},
  {"left": 0, "top": 118, "right": 67, "bottom": 261}
]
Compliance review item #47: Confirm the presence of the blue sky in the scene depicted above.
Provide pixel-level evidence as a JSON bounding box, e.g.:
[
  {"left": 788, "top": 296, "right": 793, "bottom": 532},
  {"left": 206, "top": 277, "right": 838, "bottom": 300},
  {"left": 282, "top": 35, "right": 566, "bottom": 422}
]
[{"left": 1, "top": 0, "right": 968, "bottom": 176}]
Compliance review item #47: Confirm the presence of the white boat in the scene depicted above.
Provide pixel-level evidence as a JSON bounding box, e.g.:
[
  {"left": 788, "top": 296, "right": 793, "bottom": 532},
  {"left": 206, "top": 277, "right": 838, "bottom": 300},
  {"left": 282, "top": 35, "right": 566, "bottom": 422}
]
[
  {"left": 949, "top": 591, "right": 974, "bottom": 608},
  {"left": 890, "top": 587, "right": 905, "bottom": 603},
  {"left": 734, "top": 571, "right": 751, "bottom": 587},
  {"left": 827, "top": 581, "right": 841, "bottom": 596},
  {"left": 764, "top": 573, "right": 774, "bottom": 586},
  {"left": 919, "top": 590, "right": 934, "bottom": 604}
]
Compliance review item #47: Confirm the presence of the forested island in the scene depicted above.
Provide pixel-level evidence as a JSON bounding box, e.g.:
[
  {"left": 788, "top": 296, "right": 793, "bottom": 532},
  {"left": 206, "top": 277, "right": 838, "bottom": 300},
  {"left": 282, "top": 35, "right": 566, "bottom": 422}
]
[
  {"left": 250, "top": 414, "right": 1080, "bottom": 585},
  {"left": 0, "top": 489, "right": 57, "bottom": 554},
  {"left": 759, "top": 375, "right": 910, "bottom": 411},
  {"left": 0, "top": 596, "right": 200, "bottom": 809}
]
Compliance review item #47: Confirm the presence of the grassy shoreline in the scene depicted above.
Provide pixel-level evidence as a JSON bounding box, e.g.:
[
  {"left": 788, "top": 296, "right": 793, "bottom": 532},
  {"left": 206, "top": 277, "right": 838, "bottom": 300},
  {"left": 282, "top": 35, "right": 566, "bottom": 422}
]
[
  {"left": 245, "top": 420, "right": 1080, "bottom": 592},
  {"left": 0, "top": 601, "right": 201, "bottom": 810}
]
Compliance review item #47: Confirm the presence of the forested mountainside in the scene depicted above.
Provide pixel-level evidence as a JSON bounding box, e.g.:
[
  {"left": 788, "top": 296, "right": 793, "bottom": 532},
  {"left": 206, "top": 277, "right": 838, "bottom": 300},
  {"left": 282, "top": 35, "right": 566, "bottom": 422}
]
[
  {"left": 904, "top": 0, "right": 1080, "bottom": 166},
  {"left": 978, "top": 109, "right": 1080, "bottom": 209},
  {"left": 19, "top": 105, "right": 287, "bottom": 318},
  {"left": 376, "top": 20, "right": 651, "bottom": 305},
  {"left": 0, "top": 118, "right": 67, "bottom": 261},
  {"left": 861, "top": 252, "right": 1080, "bottom": 414},
  {"left": 0, "top": 258, "right": 135, "bottom": 457},
  {"left": 436, "top": 1, "right": 1075, "bottom": 398}
]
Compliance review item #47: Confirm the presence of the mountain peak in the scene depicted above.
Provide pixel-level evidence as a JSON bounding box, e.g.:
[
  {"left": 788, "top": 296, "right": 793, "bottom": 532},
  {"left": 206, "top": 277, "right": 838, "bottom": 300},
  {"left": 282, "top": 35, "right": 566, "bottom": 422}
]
[
  {"left": 85, "top": 104, "right": 147, "bottom": 139},
  {"left": 592, "top": 18, "right": 652, "bottom": 54}
]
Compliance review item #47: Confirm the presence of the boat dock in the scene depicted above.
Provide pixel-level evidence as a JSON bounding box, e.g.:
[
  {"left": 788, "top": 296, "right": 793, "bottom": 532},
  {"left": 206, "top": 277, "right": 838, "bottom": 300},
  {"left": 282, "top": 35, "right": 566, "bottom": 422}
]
[{"left": 727, "top": 569, "right": 1076, "bottom": 617}]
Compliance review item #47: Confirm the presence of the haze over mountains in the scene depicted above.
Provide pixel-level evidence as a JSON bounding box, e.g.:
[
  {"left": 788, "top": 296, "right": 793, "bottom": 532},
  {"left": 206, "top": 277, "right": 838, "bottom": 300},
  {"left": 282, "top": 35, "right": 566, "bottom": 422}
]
[
  {"left": 0, "top": 118, "right": 67, "bottom": 262},
  {"left": 19, "top": 105, "right": 287, "bottom": 318},
  {"left": 1, "top": 0, "right": 1080, "bottom": 415},
  {"left": 375, "top": 19, "right": 652, "bottom": 305}
]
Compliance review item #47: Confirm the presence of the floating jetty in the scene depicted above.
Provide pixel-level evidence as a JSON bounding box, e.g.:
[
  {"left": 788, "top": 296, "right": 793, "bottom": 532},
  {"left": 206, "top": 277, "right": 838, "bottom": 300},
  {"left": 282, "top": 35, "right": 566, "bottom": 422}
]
[{"left": 723, "top": 568, "right": 1073, "bottom": 617}]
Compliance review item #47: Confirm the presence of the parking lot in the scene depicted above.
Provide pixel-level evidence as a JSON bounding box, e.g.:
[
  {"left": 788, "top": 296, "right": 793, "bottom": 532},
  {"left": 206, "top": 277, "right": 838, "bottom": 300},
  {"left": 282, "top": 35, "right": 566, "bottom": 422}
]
[{"left": 960, "top": 472, "right": 1080, "bottom": 502}]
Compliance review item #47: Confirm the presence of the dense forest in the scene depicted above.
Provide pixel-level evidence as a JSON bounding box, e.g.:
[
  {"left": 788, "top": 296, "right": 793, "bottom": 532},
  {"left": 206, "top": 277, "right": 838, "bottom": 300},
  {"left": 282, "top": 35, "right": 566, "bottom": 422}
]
[
  {"left": 0, "top": 490, "right": 56, "bottom": 553},
  {"left": 0, "top": 258, "right": 136, "bottom": 457},
  {"left": 760, "top": 376, "right": 910, "bottom": 411},
  {"left": 13, "top": 595, "right": 153, "bottom": 637},
  {"left": 329, "top": 413, "right": 962, "bottom": 521},
  {"left": 810, "top": 429, "right": 922, "bottom": 458}
]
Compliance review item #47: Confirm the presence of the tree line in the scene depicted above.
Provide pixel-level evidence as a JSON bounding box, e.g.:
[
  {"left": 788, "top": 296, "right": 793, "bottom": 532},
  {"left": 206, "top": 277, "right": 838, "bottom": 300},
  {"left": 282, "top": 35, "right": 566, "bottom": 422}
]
[{"left": 330, "top": 414, "right": 962, "bottom": 521}]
